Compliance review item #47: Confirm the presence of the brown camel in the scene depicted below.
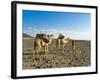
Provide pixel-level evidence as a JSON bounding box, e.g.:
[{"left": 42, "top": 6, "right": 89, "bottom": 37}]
[
  {"left": 56, "top": 33, "right": 70, "bottom": 52},
  {"left": 33, "top": 33, "right": 53, "bottom": 56}
]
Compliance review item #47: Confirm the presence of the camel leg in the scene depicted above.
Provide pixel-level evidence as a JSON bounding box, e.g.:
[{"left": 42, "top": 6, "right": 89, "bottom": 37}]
[
  {"left": 60, "top": 45, "right": 62, "bottom": 52},
  {"left": 44, "top": 45, "right": 46, "bottom": 53},
  {"left": 32, "top": 48, "right": 35, "bottom": 56},
  {"left": 46, "top": 45, "right": 49, "bottom": 55},
  {"left": 46, "top": 45, "right": 47, "bottom": 56},
  {"left": 33, "top": 47, "right": 37, "bottom": 56},
  {"left": 58, "top": 43, "right": 60, "bottom": 50},
  {"left": 58, "top": 39, "right": 60, "bottom": 50},
  {"left": 37, "top": 44, "right": 41, "bottom": 54},
  {"left": 33, "top": 44, "right": 41, "bottom": 57},
  {"left": 47, "top": 45, "right": 49, "bottom": 52},
  {"left": 44, "top": 45, "right": 48, "bottom": 56},
  {"left": 61, "top": 44, "right": 64, "bottom": 53}
]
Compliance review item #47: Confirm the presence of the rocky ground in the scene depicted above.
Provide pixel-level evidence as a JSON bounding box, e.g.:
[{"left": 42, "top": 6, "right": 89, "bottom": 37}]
[{"left": 22, "top": 39, "right": 91, "bottom": 69}]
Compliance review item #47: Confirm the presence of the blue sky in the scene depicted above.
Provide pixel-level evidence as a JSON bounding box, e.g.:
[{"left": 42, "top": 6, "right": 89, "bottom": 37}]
[{"left": 23, "top": 10, "right": 91, "bottom": 40}]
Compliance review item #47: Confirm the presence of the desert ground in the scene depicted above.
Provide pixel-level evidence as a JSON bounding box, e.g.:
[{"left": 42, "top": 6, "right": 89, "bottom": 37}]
[{"left": 22, "top": 33, "right": 91, "bottom": 69}]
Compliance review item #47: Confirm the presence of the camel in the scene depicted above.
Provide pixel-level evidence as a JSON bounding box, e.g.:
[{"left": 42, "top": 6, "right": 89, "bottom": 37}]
[
  {"left": 33, "top": 33, "right": 53, "bottom": 56},
  {"left": 56, "top": 33, "right": 70, "bottom": 52}
]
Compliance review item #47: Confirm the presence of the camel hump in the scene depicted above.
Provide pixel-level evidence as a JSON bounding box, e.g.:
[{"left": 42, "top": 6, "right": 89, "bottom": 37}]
[{"left": 36, "top": 33, "right": 42, "bottom": 38}]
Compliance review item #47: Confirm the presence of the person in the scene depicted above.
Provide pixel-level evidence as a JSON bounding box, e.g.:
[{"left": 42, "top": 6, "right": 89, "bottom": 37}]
[
  {"left": 58, "top": 33, "right": 64, "bottom": 39},
  {"left": 72, "top": 40, "right": 76, "bottom": 50}
]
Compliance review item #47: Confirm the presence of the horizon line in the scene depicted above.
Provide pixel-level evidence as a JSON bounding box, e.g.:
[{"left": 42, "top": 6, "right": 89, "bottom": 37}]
[{"left": 23, "top": 33, "right": 91, "bottom": 41}]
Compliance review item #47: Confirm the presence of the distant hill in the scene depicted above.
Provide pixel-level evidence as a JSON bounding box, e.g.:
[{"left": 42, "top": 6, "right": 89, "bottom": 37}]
[{"left": 23, "top": 33, "right": 34, "bottom": 38}]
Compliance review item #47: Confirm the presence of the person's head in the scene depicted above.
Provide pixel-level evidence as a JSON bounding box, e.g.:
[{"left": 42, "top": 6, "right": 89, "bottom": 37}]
[
  {"left": 59, "top": 33, "right": 62, "bottom": 36},
  {"left": 58, "top": 33, "right": 64, "bottom": 39}
]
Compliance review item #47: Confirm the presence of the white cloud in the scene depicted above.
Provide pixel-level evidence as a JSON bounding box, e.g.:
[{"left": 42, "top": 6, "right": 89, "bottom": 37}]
[{"left": 23, "top": 27, "right": 91, "bottom": 40}]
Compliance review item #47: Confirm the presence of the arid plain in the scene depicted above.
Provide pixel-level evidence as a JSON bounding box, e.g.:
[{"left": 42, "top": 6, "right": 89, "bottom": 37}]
[{"left": 22, "top": 33, "right": 91, "bottom": 69}]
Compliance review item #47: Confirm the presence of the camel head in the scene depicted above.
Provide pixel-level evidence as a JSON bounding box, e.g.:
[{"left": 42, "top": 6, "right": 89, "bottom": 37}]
[
  {"left": 42, "top": 34, "right": 53, "bottom": 43},
  {"left": 36, "top": 33, "right": 53, "bottom": 43}
]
